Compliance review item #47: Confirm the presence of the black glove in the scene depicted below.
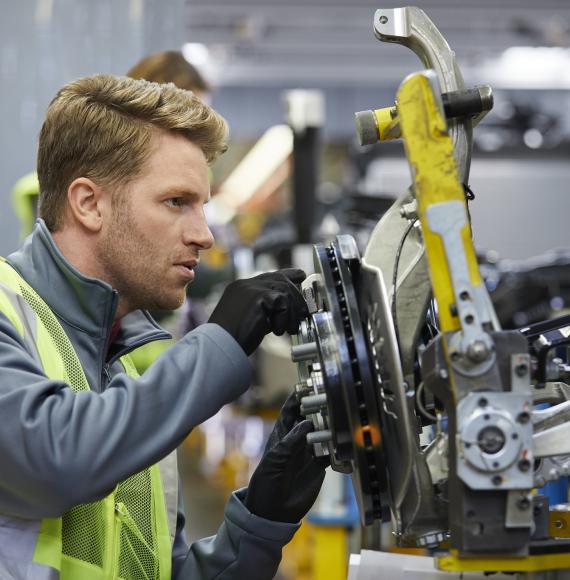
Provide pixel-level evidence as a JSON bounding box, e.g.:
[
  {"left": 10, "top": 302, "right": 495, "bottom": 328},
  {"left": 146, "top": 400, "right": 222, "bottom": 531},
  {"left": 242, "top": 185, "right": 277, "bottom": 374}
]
[
  {"left": 244, "top": 392, "right": 326, "bottom": 523},
  {"left": 208, "top": 268, "right": 308, "bottom": 356}
]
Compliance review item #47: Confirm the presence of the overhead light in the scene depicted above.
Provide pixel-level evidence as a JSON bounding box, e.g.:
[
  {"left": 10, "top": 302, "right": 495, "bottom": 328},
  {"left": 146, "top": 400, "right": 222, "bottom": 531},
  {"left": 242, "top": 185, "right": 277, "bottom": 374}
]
[
  {"left": 181, "top": 43, "right": 210, "bottom": 68},
  {"left": 479, "top": 46, "right": 570, "bottom": 89}
]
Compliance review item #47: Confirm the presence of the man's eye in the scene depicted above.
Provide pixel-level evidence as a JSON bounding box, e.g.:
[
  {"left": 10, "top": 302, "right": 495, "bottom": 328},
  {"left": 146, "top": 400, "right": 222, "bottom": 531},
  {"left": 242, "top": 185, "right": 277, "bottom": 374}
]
[{"left": 166, "top": 198, "right": 182, "bottom": 207}]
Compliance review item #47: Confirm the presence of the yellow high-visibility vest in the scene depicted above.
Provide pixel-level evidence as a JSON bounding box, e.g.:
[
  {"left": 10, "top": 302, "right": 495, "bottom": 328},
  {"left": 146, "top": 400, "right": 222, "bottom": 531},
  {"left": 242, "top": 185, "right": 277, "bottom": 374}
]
[{"left": 0, "top": 258, "right": 175, "bottom": 579}]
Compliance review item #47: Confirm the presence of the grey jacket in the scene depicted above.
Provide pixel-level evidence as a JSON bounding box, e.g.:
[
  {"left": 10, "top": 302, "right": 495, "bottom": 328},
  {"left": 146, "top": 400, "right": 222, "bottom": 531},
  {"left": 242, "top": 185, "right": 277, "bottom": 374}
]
[{"left": 0, "top": 220, "right": 298, "bottom": 579}]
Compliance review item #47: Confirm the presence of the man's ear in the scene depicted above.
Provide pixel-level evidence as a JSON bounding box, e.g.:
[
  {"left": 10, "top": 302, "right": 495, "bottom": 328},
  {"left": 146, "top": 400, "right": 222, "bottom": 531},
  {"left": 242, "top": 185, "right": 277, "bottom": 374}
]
[{"left": 67, "top": 177, "right": 107, "bottom": 232}]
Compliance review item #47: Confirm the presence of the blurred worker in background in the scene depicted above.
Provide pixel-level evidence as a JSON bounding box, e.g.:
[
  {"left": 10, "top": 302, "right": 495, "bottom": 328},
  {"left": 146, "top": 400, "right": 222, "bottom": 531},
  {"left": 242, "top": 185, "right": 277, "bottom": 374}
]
[
  {"left": 0, "top": 75, "right": 325, "bottom": 579},
  {"left": 127, "top": 49, "right": 211, "bottom": 101},
  {"left": 12, "top": 50, "right": 211, "bottom": 242}
]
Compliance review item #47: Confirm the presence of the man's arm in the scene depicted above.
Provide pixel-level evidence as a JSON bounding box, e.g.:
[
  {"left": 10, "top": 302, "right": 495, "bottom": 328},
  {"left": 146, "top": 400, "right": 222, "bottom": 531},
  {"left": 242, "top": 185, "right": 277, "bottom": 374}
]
[
  {"left": 0, "top": 315, "right": 251, "bottom": 518},
  {"left": 174, "top": 393, "right": 326, "bottom": 580},
  {"left": 177, "top": 489, "right": 299, "bottom": 580}
]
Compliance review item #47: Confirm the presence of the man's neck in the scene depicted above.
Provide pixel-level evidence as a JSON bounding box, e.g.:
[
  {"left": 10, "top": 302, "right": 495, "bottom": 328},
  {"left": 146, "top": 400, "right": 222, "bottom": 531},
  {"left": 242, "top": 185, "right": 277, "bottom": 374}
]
[
  {"left": 52, "top": 227, "right": 129, "bottom": 321},
  {"left": 52, "top": 227, "right": 102, "bottom": 280}
]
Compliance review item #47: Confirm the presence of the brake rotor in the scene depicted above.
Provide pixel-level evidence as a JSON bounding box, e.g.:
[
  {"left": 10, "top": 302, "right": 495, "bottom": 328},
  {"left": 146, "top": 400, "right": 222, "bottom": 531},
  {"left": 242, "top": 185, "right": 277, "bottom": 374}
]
[{"left": 291, "top": 235, "right": 388, "bottom": 525}]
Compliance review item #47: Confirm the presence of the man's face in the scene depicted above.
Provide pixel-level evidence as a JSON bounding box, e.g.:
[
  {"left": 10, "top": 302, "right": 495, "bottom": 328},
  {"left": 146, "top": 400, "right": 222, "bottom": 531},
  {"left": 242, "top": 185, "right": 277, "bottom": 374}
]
[{"left": 97, "top": 130, "right": 214, "bottom": 315}]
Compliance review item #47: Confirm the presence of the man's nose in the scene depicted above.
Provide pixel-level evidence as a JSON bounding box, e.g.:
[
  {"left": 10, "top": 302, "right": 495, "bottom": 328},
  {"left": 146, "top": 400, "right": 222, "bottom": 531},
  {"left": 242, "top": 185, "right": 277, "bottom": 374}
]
[{"left": 183, "top": 215, "right": 215, "bottom": 249}]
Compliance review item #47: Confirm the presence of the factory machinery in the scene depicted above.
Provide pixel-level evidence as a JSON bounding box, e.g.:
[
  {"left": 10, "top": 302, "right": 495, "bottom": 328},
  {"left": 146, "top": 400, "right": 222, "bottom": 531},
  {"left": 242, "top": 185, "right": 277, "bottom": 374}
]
[{"left": 290, "top": 7, "right": 570, "bottom": 578}]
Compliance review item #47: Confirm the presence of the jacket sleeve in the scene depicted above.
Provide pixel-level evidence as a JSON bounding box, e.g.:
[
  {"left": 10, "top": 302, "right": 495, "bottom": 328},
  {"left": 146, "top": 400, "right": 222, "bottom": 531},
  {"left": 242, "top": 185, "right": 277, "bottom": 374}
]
[
  {"left": 0, "top": 318, "right": 252, "bottom": 518},
  {"left": 172, "top": 479, "right": 190, "bottom": 578},
  {"left": 175, "top": 488, "right": 299, "bottom": 580}
]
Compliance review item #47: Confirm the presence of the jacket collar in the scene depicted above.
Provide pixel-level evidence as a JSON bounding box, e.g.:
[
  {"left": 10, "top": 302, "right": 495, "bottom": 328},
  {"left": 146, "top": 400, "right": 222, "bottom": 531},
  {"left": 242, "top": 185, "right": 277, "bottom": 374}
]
[{"left": 6, "top": 220, "right": 170, "bottom": 357}]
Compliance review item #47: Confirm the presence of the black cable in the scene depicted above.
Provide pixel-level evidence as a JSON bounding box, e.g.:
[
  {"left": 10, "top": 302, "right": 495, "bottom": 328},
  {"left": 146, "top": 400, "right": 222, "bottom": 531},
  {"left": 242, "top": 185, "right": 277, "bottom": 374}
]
[
  {"left": 415, "top": 382, "right": 437, "bottom": 422},
  {"left": 391, "top": 218, "right": 418, "bottom": 350},
  {"left": 462, "top": 183, "right": 475, "bottom": 201},
  {"left": 463, "top": 183, "right": 475, "bottom": 237}
]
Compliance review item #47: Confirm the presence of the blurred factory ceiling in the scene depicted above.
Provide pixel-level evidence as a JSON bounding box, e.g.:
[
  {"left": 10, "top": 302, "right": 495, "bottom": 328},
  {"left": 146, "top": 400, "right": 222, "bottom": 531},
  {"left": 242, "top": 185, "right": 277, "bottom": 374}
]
[{"left": 185, "top": 0, "right": 570, "bottom": 89}]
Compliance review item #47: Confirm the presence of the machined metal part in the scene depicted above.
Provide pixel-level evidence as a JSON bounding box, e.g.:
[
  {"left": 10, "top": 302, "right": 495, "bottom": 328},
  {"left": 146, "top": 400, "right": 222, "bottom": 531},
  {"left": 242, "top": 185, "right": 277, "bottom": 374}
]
[
  {"left": 441, "top": 85, "right": 494, "bottom": 127},
  {"left": 292, "top": 320, "right": 331, "bottom": 459},
  {"left": 361, "top": 193, "right": 429, "bottom": 380},
  {"left": 373, "top": 6, "right": 472, "bottom": 183},
  {"left": 424, "top": 432, "right": 449, "bottom": 485},
  {"left": 420, "top": 332, "right": 537, "bottom": 555},
  {"left": 457, "top": 392, "right": 533, "bottom": 490},
  {"left": 534, "top": 455, "right": 570, "bottom": 488},
  {"left": 532, "top": 495, "right": 550, "bottom": 540},
  {"left": 360, "top": 250, "right": 446, "bottom": 542},
  {"left": 520, "top": 313, "right": 570, "bottom": 386},
  {"left": 534, "top": 418, "right": 570, "bottom": 459},
  {"left": 356, "top": 3, "right": 478, "bottom": 384},
  {"left": 533, "top": 382, "right": 570, "bottom": 405},
  {"left": 292, "top": 235, "right": 388, "bottom": 525},
  {"left": 505, "top": 490, "right": 534, "bottom": 529},
  {"left": 425, "top": 201, "right": 494, "bottom": 362},
  {"left": 355, "top": 85, "right": 493, "bottom": 146},
  {"left": 511, "top": 353, "right": 532, "bottom": 393},
  {"left": 416, "top": 530, "right": 447, "bottom": 548},
  {"left": 533, "top": 400, "right": 570, "bottom": 432},
  {"left": 549, "top": 504, "right": 570, "bottom": 540}
]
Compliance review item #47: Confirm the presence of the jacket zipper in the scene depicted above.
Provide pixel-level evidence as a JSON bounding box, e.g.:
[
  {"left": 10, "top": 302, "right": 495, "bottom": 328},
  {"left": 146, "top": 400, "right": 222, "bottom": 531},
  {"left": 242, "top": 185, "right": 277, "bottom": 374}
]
[
  {"left": 102, "top": 364, "right": 112, "bottom": 389},
  {"left": 111, "top": 502, "right": 125, "bottom": 579}
]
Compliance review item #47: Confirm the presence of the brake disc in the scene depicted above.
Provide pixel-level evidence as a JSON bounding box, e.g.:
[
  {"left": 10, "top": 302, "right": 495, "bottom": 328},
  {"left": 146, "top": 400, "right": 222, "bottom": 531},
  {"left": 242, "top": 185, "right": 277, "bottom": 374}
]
[{"left": 291, "top": 235, "right": 388, "bottom": 525}]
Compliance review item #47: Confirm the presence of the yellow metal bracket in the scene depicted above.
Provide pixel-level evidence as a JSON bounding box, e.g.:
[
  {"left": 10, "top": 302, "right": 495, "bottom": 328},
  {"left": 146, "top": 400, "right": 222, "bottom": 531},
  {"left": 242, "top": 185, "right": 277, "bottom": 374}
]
[
  {"left": 437, "top": 550, "right": 570, "bottom": 573},
  {"left": 395, "top": 71, "right": 481, "bottom": 333}
]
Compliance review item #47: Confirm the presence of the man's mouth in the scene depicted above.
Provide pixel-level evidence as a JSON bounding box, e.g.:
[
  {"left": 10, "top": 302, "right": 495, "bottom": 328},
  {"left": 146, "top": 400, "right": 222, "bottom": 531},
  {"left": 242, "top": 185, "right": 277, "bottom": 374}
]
[{"left": 174, "top": 260, "right": 198, "bottom": 280}]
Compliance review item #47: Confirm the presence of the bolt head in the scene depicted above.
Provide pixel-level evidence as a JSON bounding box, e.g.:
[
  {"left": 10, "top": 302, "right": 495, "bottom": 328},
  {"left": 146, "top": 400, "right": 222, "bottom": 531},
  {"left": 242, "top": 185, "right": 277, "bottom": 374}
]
[
  {"left": 515, "top": 363, "right": 528, "bottom": 377},
  {"left": 517, "top": 497, "right": 531, "bottom": 510},
  {"left": 518, "top": 459, "right": 531, "bottom": 472},
  {"left": 467, "top": 340, "right": 489, "bottom": 363}
]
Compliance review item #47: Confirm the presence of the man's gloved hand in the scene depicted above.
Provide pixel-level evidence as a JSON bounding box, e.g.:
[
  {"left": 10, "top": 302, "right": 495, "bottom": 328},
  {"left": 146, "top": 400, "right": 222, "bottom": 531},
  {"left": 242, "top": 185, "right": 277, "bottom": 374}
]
[
  {"left": 208, "top": 268, "right": 309, "bottom": 356},
  {"left": 244, "top": 392, "right": 326, "bottom": 523}
]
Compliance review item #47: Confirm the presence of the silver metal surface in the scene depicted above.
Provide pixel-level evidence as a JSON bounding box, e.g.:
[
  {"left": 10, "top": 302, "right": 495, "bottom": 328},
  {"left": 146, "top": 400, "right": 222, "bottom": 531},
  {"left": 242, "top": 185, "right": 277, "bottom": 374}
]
[
  {"left": 291, "top": 342, "right": 319, "bottom": 362},
  {"left": 359, "top": 256, "right": 444, "bottom": 541},
  {"left": 534, "top": 419, "right": 570, "bottom": 458},
  {"left": 307, "top": 429, "right": 333, "bottom": 445},
  {"left": 425, "top": 201, "right": 494, "bottom": 360},
  {"left": 300, "top": 393, "right": 327, "bottom": 414},
  {"left": 293, "top": 322, "right": 331, "bottom": 458},
  {"left": 533, "top": 400, "right": 570, "bottom": 432},
  {"left": 373, "top": 6, "right": 472, "bottom": 183},
  {"left": 355, "top": 110, "right": 378, "bottom": 146},
  {"left": 337, "top": 234, "right": 361, "bottom": 261},
  {"left": 359, "top": 258, "right": 411, "bottom": 522},
  {"left": 472, "top": 85, "right": 494, "bottom": 127},
  {"left": 511, "top": 354, "right": 532, "bottom": 393},
  {"left": 424, "top": 432, "right": 448, "bottom": 485},
  {"left": 534, "top": 455, "right": 570, "bottom": 487},
  {"left": 505, "top": 490, "right": 533, "bottom": 529},
  {"left": 361, "top": 193, "right": 429, "bottom": 378},
  {"left": 457, "top": 392, "right": 533, "bottom": 490},
  {"left": 533, "top": 382, "right": 570, "bottom": 405},
  {"left": 301, "top": 274, "right": 321, "bottom": 314}
]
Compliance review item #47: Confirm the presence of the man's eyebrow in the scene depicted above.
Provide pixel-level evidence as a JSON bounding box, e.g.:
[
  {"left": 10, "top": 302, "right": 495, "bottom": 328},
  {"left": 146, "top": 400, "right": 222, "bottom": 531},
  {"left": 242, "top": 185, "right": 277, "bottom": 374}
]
[{"left": 163, "top": 188, "right": 211, "bottom": 202}]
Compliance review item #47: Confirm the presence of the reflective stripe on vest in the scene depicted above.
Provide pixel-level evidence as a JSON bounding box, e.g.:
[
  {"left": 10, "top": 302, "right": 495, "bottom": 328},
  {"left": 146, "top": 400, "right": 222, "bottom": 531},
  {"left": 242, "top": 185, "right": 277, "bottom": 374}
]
[{"left": 0, "top": 259, "right": 176, "bottom": 580}]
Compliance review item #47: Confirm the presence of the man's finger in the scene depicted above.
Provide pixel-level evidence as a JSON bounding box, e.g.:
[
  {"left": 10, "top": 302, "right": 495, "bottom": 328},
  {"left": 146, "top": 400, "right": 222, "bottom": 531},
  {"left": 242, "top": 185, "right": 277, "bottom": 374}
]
[
  {"left": 281, "top": 419, "right": 314, "bottom": 449},
  {"left": 279, "top": 268, "right": 307, "bottom": 286}
]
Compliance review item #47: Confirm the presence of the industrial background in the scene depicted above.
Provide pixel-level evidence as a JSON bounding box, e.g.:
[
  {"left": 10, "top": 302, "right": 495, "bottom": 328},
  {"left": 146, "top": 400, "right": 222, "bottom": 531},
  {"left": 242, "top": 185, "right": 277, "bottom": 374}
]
[
  {"left": 2, "top": 0, "right": 570, "bottom": 258},
  {"left": 3, "top": 2, "right": 570, "bottom": 579}
]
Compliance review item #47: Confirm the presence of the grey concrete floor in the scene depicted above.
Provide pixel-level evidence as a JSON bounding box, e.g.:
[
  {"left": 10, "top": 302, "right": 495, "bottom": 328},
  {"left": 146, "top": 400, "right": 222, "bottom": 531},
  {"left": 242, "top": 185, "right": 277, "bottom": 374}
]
[{"left": 178, "top": 445, "right": 227, "bottom": 543}]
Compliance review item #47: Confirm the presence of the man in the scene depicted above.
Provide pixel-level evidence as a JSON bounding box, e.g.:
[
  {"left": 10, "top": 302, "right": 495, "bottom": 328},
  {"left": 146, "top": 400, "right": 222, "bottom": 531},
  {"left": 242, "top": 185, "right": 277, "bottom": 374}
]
[{"left": 0, "top": 74, "right": 324, "bottom": 579}]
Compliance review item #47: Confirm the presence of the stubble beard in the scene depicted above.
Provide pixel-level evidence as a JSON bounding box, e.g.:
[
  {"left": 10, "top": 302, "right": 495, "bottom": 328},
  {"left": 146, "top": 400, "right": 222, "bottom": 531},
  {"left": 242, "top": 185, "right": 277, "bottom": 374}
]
[{"left": 98, "top": 202, "right": 186, "bottom": 314}]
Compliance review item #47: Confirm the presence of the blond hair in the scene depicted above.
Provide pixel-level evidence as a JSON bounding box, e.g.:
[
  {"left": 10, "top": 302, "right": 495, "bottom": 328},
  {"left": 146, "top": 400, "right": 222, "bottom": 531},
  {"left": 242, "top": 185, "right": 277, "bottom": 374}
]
[{"left": 37, "top": 74, "right": 228, "bottom": 231}]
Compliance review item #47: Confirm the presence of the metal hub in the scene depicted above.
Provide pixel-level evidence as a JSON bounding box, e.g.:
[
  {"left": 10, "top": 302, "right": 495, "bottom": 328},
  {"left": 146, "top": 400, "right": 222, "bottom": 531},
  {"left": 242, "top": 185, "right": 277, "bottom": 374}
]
[{"left": 292, "top": 235, "right": 388, "bottom": 525}]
